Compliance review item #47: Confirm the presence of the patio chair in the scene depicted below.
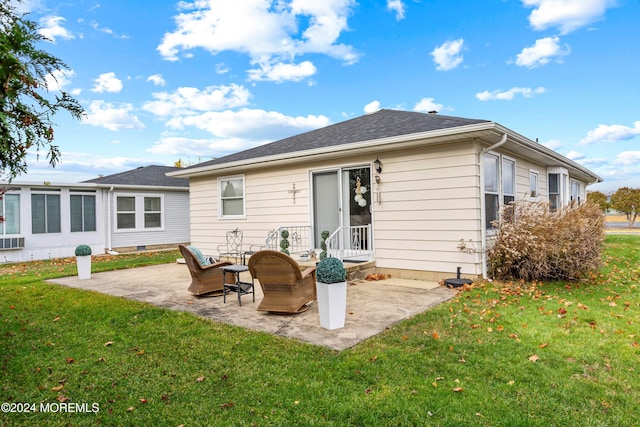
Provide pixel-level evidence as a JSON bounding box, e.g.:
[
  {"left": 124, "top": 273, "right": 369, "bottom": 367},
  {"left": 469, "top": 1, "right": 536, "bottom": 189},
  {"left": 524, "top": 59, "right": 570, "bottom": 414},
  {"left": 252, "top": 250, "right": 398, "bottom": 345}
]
[
  {"left": 217, "top": 229, "right": 243, "bottom": 263},
  {"left": 179, "top": 244, "right": 234, "bottom": 296},
  {"left": 248, "top": 250, "right": 317, "bottom": 314}
]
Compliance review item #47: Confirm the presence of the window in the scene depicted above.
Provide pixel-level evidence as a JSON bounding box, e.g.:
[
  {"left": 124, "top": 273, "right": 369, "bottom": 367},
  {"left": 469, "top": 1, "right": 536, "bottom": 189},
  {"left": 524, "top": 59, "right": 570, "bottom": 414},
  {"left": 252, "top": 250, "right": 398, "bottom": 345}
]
[
  {"left": 484, "top": 154, "right": 517, "bottom": 229},
  {"left": 0, "top": 194, "right": 20, "bottom": 235},
  {"left": 570, "top": 180, "right": 581, "bottom": 205},
  {"left": 548, "top": 173, "right": 560, "bottom": 211},
  {"left": 115, "top": 194, "right": 164, "bottom": 231},
  {"left": 530, "top": 171, "right": 539, "bottom": 197},
  {"left": 71, "top": 195, "right": 96, "bottom": 232},
  {"left": 117, "top": 196, "right": 136, "bottom": 229},
  {"left": 219, "top": 176, "right": 245, "bottom": 218},
  {"left": 144, "top": 197, "right": 162, "bottom": 228},
  {"left": 484, "top": 154, "right": 499, "bottom": 229},
  {"left": 32, "top": 193, "right": 61, "bottom": 234}
]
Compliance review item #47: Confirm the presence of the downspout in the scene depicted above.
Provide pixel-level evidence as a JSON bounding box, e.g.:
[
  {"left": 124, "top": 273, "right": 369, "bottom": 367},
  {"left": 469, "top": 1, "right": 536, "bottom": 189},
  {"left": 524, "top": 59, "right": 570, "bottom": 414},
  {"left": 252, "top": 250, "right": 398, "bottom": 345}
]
[
  {"left": 107, "top": 186, "right": 114, "bottom": 251},
  {"left": 479, "top": 133, "right": 507, "bottom": 278}
]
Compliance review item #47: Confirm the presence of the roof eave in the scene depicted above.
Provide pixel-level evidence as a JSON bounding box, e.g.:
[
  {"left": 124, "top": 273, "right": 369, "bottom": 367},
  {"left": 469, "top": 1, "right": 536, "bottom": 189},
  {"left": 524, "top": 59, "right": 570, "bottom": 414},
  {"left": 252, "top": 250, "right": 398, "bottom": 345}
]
[{"left": 167, "top": 122, "right": 500, "bottom": 178}]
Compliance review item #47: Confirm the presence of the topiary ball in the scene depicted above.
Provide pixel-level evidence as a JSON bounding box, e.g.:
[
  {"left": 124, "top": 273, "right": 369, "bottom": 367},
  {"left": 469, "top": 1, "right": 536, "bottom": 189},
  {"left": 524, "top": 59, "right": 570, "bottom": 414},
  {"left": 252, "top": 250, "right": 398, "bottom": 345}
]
[
  {"left": 75, "top": 245, "right": 92, "bottom": 256},
  {"left": 316, "top": 257, "right": 346, "bottom": 284}
]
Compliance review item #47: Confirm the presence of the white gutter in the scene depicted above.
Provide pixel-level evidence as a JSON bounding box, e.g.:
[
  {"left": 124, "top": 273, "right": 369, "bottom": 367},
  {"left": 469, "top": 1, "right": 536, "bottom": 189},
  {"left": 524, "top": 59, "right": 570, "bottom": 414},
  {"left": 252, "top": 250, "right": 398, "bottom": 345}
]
[{"left": 479, "top": 133, "right": 508, "bottom": 279}]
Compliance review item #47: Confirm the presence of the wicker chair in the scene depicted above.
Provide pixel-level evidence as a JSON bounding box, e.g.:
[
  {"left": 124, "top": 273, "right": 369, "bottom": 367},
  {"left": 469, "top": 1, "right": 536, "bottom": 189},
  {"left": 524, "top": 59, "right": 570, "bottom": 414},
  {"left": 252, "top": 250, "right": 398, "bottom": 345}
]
[
  {"left": 248, "top": 250, "right": 317, "bottom": 314},
  {"left": 179, "top": 244, "right": 234, "bottom": 296}
]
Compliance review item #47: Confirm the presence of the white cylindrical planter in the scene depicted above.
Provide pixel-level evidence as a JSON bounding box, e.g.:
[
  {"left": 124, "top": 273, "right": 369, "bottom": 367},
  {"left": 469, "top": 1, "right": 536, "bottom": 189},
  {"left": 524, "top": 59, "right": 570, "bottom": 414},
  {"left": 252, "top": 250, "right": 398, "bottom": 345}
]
[
  {"left": 76, "top": 255, "right": 92, "bottom": 280},
  {"left": 316, "top": 281, "right": 347, "bottom": 330}
]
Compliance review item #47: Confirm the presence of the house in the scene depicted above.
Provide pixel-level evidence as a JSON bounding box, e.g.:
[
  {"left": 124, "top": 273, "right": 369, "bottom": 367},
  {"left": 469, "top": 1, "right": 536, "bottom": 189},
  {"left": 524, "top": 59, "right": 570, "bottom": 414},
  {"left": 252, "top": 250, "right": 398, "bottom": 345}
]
[
  {"left": 0, "top": 165, "right": 190, "bottom": 263},
  {"left": 167, "top": 109, "right": 602, "bottom": 280}
]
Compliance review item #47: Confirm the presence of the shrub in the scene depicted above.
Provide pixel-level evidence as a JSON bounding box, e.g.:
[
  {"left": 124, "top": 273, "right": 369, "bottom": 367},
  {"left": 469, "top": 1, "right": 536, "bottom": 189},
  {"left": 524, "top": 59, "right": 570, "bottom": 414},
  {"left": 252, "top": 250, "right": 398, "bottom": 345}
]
[
  {"left": 316, "top": 257, "right": 346, "bottom": 284},
  {"left": 319, "top": 230, "right": 330, "bottom": 260},
  {"left": 487, "top": 200, "right": 605, "bottom": 281},
  {"left": 280, "top": 229, "right": 290, "bottom": 255},
  {"left": 74, "top": 245, "right": 92, "bottom": 256}
]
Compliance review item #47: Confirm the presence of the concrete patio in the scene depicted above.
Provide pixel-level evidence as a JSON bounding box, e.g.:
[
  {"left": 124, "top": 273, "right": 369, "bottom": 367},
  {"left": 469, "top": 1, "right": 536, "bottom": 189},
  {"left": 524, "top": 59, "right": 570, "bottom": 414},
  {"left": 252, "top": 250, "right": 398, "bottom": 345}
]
[{"left": 48, "top": 262, "right": 457, "bottom": 351}]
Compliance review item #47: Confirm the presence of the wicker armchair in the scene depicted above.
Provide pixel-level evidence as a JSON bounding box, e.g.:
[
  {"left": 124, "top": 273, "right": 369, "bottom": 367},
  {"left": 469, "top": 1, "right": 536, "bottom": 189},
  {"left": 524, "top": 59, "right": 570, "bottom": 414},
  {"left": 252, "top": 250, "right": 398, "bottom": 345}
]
[
  {"left": 179, "top": 244, "right": 233, "bottom": 296},
  {"left": 248, "top": 250, "right": 317, "bottom": 314}
]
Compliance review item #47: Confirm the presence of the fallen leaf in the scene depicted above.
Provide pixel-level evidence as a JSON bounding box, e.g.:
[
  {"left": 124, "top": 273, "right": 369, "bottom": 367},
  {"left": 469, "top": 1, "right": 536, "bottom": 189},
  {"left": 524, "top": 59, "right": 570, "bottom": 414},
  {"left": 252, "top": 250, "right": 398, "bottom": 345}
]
[
  {"left": 528, "top": 355, "right": 540, "bottom": 362},
  {"left": 127, "top": 407, "right": 134, "bottom": 412},
  {"left": 104, "top": 341, "right": 113, "bottom": 346},
  {"left": 51, "top": 385, "right": 64, "bottom": 392},
  {"left": 66, "top": 357, "right": 75, "bottom": 364},
  {"left": 53, "top": 315, "right": 60, "bottom": 322},
  {"left": 57, "top": 394, "right": 69, "bottom": 403},
  {"left": 432, "top": 332, "right": 440, "bottom": 340},
  {"left": 139, "top": 398, "right": 148, "bottom": 404},
  {"left": 539, "top": 343, "right": 549, "bottom": 349},
  {"left": 508, "top": 380, "right": 515, "bottom": 385},
  {"left": 452, "top": 387, "right": 463, "bottom": 392},
  {"left": 196, "top": 376, "right": 205, "bottom": 382}
]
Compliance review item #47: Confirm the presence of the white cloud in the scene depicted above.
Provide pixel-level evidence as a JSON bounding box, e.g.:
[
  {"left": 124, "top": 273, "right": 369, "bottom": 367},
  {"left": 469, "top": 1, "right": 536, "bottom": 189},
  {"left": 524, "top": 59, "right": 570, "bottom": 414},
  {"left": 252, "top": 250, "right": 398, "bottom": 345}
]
[
  {"left": 413, "top": 98, "right": 444, "bottom": 114},
  {"left": 579, "top": 121, "right": 640, "bottom": 145},
  {"left": 157, "top": 0, "right": 359, "bottom": 82},
  {"left": 247, "top": 61, "right": 317, "bottom": 83},
  {"left": 83, "top": 100, "right": 144, "bottom": 131},
  {"left": 166, "top": 108, "right": 330, "bottom": 142},
  {"left": 364, "top": 100, "right": 381, "bottom": 114},
  {"left": 387, "top": 0, "right": 406, "bottom": 20},
  {"left": 45, "top": 69, "right": 75, "bottom": 91},
  {"left": 90, "top": 21, "right": 128, "bottom": 39},
  {"left": 215, "top": 63, "right": 230, "bottom": 74},
  {"left": 147, "top": 74, "right": 166, "bottom": 86},
  {"left": 91, "top": 72, "right": 123, "bottom": 93},
  {"left": 614, "top": 151, "right": 640, "bottom": 166},
  {"left": 38, "top": 16, "right": 74, "bottom": 42},
  {"left": 430, "top": 39, "right": 464, "bottom": 71},
  {"left": 541, "top": 139, "right": 562, "bottom": 150},
  {"left": 515, "top": 37, "right": 570, "bottom": 68},
  {"left": 565, "top": 150, "right": 584, "bottom": 160},
  {"left": 476, "top": 87, "right": 546, "bottom": 101},
  {"left": 143, "top": 84, "right": 251, "bottom": 117},
  {"left": 522, "top": 0, "right": 616, "bottom": 34}
]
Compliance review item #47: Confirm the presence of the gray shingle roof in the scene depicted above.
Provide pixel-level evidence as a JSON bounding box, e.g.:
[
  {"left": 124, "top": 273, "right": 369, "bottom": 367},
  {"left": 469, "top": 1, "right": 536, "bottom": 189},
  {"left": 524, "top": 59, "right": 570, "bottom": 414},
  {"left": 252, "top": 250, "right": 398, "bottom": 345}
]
[
  {"left": 188, "top": 109, "right": 490, "bottom": 169},
  {"left": 83, "top": 165, "right": 189, "bottom": 188}
]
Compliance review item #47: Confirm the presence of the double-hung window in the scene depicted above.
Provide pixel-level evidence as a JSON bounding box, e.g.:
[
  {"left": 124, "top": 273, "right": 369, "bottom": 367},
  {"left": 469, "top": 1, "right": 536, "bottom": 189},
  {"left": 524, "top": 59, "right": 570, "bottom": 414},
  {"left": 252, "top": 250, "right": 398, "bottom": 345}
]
[
  {"left": 144, "top": 197, "right": 162, "bottom": 228},
  {"left": 70, "top": 192, "right": 97, "bottom": 232},
  {"left": 484, "top": 154, "right": 500, "bottom": 229},
  {"left": 116, "top": 194, "right": 164, "bottom": 231},
  {"left": 219, "top": 176, "right": 245, "bottom": 219},
  {"left": 570, "top": 180, "right": 581, "bottom": 205},
  {"left": 31, "top": 191, "right": 61, "bottom": 234},
  {"left": 1, "top": 194, "right": 20, "bottom": 235},
  {"left": 548, "top": 173, "right": 560, "bottom": 211},
  {"left": 530, "top": 171, "right": 539, "bottom": 197},
  {"left": 484, "top": 153, "right": 516, "bottom": 230}
]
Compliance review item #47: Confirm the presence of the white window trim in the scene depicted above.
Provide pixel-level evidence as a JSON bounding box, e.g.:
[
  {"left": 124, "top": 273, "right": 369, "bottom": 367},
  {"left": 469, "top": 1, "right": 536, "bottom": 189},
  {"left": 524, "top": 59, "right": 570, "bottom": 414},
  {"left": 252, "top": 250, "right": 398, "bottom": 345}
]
[
  {"left": 529, "top": 170, "right": 539, "bottom": 198},
  {"left": 31, "top": 191, "right": 62, "bottom": 234},
  {"left": 570, "top": 179, "right": 581, "bottom": 205},
  {"left": 218, "top": 175, "right": 246, "bottom": 220},
  {"left": 114, "top": 193, "right": 165, "bottom": 233},
  {"left": 70, "top": 193, "right": 97, "bottom": 233},
  {"left": 0, "top": 193, "right": 20, "bottom": 235},
  {"left": 483, "top": 152, "right": 517, "bottom": 230}
]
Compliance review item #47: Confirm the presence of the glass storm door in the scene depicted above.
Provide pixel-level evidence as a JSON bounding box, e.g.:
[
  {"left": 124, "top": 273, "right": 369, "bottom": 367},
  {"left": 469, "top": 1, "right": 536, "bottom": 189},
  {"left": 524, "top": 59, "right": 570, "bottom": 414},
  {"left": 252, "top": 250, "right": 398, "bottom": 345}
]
[{"left": 312, "top": 171, "right": 340, "bottom": 247}]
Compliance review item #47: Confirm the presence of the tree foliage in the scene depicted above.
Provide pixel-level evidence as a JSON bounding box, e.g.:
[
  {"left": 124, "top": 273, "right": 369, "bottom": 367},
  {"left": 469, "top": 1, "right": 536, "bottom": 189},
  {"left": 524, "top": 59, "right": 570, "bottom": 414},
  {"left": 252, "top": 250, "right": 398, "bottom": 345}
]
[
  {"left": 609, "top": 187, "right": 640, "bottom": 227},
  {"left": 587, "top": 190, "right": 609, "bottom": 212},
  {"left": 0, "top": 1, "right": 84, "bottom": 181}
]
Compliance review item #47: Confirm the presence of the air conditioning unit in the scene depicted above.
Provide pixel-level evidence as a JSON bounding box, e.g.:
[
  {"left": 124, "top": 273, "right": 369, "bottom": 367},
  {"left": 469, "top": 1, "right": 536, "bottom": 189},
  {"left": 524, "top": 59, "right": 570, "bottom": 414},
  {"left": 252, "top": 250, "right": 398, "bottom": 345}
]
[{"left": 0, "top": 237, "right": 25, "bottom": 250}]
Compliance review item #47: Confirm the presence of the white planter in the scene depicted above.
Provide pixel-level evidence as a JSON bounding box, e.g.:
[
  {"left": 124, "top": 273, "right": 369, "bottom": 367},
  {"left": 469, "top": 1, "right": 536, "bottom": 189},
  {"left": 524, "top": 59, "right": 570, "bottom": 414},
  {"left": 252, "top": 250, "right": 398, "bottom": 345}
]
[
  {"left": 316, "top": 281, "right": 347, "bottom": 330},
  {"left": 76, "top": 255, "right": 92, "bottom": 280}
]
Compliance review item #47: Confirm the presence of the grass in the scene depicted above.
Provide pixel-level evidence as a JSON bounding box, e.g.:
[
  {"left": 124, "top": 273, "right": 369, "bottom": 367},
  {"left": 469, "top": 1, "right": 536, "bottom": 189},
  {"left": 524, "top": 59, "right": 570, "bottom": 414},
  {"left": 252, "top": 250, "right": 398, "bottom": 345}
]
[{"left": 1, "top": 237, "right": 639, "bottom": 426}]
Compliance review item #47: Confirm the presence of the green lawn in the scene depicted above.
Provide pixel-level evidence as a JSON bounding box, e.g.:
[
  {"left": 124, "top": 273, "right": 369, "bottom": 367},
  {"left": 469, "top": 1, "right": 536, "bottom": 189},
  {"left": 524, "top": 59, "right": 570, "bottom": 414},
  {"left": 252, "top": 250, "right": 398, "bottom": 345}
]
[{"left": 1, "top": 237, "right": 639, "bottom": 426}]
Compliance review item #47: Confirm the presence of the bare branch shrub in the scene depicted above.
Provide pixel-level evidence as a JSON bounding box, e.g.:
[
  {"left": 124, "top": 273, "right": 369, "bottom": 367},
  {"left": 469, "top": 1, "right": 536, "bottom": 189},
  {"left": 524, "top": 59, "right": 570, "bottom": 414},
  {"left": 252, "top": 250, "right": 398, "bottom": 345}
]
[{"left": 487, "top": 200, "right": 605, "bottom": 281}]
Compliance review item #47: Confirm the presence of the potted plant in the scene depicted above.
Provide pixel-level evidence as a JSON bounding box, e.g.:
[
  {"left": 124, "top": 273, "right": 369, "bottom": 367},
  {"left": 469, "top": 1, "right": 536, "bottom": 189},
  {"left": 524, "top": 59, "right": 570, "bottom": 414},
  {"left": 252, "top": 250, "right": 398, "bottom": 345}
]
[
  {"left": 75, "top": 245, "right": 92, "bottom": 280},
  {"left": 315, "top": 257, "right": 347, "bottom": 330}
]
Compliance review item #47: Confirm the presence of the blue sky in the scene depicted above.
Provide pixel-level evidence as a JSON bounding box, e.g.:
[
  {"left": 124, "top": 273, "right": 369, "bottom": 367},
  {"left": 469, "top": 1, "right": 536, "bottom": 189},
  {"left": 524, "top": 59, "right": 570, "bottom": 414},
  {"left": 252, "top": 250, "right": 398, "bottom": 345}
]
[{"left": 13, "top": 0, "right": 640, "bottom": 193}]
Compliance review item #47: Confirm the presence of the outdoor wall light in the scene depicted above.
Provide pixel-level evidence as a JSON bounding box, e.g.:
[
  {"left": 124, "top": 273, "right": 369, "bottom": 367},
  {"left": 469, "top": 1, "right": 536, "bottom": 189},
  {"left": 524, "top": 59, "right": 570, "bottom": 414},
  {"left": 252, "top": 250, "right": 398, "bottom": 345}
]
[
  {"left": 373, "top": 157, "right": 382, "bottom": 174},
  {"left": 375, "top": 175, "right": 381, "bottom": 184}
]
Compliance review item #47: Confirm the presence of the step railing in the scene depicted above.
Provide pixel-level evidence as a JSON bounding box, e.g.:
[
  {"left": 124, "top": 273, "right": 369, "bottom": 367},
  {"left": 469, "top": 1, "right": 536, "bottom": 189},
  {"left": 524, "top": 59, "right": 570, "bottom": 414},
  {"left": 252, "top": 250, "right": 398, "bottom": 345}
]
[
  {"left": 326, "top": 225, "right": 373, "bottom": 261},
  {"left": 265, "top": 225, "right": 313, "bottom": 255}
]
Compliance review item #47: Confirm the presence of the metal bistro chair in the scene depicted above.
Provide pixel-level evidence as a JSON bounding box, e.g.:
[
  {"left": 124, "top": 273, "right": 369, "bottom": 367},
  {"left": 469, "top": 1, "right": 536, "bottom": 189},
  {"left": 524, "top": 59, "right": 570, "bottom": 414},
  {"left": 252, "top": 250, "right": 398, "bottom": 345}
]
[{"left": 217, "top": 228, "right": 243, "bottom": 263}]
